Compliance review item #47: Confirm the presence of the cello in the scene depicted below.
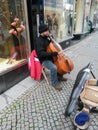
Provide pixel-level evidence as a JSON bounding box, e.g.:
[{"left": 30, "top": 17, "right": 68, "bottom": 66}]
[{"left": 47, "top": 35, "right": 74, "bottom": 74}]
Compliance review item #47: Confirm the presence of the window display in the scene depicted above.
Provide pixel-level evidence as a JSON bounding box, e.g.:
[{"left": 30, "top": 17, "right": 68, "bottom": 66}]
[
  {"left": 0, "top": 0, "right": 29, "bottom": 74},
  {"left": 44, "top": 0, "right": 74, "bottom": 42}
]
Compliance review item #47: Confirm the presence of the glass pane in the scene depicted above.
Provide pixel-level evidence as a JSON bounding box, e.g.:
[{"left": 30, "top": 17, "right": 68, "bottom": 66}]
[
  {"left": 83, "top": 0, "right": 91, "bottom": 32},
  {"left": 44, "top": 0, "right": 74, "bottom": 42},
  {"left": 93, "top": 0, "right": 98, "bottom": 27},
  {"left": 0, "top": 0, "right": 30, "bottom": 74}
]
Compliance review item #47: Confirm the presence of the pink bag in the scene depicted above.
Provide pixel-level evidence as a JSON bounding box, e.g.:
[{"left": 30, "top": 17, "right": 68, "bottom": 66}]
[{"left": 28, "top": 50, "right": 42, "bottom": 80}]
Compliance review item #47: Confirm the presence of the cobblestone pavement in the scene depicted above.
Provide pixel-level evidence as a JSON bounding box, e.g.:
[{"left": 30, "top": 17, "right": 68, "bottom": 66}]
[
  {"left": 0, "top": 78, "right": 98, "bottom": 130},
  {"left": 0, "top": 31, "right": 98, "bottom": 130}
]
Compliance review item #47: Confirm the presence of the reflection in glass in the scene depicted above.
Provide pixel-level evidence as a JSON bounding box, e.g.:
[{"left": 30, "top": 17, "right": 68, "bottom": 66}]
[
  {"left": 44, "top": 0, "right": 74, "bottom": 42},
  {"left": 0, "top": 0, "right": 29, "bottom": 73}
]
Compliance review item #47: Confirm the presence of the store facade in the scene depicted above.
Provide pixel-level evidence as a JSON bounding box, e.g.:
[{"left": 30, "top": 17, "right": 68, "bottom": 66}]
[{"left": 0, "top": 0, "right": 75, "bottom": 93}]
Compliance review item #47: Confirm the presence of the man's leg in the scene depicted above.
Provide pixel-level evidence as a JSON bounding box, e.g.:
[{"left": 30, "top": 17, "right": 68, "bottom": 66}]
[
  {"left": 57, "top": 73, "right": 67, "bottom": 81},
  {"left": 42, "top": 60, "right": 62, "bottom": 90}
]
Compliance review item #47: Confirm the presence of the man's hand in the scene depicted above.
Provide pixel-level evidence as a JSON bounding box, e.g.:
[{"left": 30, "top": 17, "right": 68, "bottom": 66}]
[{"left": 51, "top": 52, "right": 58, "bottom": 56}]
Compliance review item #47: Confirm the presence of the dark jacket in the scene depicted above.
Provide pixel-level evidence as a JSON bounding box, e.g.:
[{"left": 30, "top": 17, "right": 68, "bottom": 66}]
[{"left": 34, "top": 35, "right": 55, "bottom": 63}]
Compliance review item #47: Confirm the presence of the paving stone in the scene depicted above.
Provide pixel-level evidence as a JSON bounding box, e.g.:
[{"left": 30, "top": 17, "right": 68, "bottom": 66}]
[
  {"left": 34, "top": 128, "right": 39, "bottom": 130},
  {"left": 0, "top": 39, "right": 98, "bottom": 130}
]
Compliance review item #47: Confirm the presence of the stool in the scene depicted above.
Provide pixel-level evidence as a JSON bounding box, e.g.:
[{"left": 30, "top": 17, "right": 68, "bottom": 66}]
[{"left": 42, "top": 66, "right": 49, "bottom": 85}]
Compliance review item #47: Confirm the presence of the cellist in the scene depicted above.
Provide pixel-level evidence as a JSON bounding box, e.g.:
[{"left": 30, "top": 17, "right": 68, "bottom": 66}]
[{"left": 34, "top": 23, "right": 67, "bottom": 91}]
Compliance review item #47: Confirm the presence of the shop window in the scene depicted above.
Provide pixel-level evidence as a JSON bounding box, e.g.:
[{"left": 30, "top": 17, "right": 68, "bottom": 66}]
[
  {"left": 44, "top": 0, "right": 74, "bottom": 42},
  {"left": 0, "top": 0, "right": 30, "bottom": 74}
]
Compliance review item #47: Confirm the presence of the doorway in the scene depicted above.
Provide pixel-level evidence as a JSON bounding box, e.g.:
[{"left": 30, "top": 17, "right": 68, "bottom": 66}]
[{"left": 32, "top": 0, "right": 44, "bottom": 42}]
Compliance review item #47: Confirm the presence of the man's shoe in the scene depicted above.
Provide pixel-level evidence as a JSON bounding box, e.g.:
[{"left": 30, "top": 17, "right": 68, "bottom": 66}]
[
  {"left": 58, "top": 77, "right": 67, "bottom": 81},
  {"left": 54, "top": 85, "right": 62, "bottom": 91}
]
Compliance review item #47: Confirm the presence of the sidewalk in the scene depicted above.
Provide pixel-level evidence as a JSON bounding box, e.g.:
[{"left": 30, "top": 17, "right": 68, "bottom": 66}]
[{"left": 0, "top": 31, "right": 98, "bottom": 130}]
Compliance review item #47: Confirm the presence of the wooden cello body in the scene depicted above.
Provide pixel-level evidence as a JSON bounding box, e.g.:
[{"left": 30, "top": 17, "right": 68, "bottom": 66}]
[{"left": 47, "top": 36, "right": 74, "bottom": 74}]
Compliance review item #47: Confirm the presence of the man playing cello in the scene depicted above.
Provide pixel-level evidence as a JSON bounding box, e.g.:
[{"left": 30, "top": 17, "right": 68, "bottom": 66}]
[{"left": 34, "top": 23, "right": 68, "bottom": 91}]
